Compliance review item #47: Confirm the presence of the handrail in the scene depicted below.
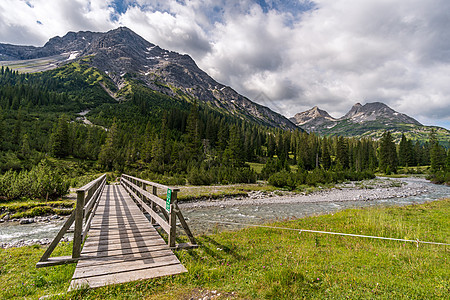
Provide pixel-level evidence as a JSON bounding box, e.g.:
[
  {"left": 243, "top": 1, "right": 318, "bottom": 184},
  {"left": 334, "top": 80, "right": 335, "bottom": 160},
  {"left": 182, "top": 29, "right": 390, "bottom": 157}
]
[
  {"left": 121, "top": 174, "right": 196, "bottom": 249},
  {"left": 121, "top": 174, "right": 179, "bottom": 191},
  {"left": 36, "top": 174, "right": 107, "bottom": 268}
]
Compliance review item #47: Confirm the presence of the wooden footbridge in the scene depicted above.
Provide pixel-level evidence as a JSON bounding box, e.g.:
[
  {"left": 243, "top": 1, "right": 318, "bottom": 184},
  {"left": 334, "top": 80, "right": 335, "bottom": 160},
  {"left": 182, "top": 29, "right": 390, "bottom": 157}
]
[{"left": 36, "top": 174, "right": 197, "bottom": 290}]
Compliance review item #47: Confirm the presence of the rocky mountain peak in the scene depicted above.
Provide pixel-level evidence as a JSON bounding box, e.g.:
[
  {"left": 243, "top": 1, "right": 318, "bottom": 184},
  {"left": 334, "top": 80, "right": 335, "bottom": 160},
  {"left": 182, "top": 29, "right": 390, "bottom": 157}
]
[
  {"left": 290, "top": 101, "right": 423, "bottom": 133},
  {"left": 342, "top": 102, "right": 363, "bottom": 119},
  {"left": 290, "top": 105, "right": 336, "bottom": 128},
  {"left": 0, "top": 27, "right": 297, "bottom": 130},
  {"left": 341, "top": 102, "right": 421, "bottom": 125}
]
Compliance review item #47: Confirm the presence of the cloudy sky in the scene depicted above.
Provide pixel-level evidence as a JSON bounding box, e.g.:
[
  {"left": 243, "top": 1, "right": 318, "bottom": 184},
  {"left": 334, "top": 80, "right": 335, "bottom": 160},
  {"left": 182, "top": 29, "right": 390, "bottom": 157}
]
[{"left": 1, "top": 0, "right": 449, "bottom": 129}]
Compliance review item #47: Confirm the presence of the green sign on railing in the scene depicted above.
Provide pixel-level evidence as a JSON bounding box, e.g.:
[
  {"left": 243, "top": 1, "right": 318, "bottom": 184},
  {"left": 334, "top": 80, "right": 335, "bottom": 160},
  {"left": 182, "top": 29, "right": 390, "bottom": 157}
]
[{"left": 166, "top": 188, "right": 172, "bottom": 212}]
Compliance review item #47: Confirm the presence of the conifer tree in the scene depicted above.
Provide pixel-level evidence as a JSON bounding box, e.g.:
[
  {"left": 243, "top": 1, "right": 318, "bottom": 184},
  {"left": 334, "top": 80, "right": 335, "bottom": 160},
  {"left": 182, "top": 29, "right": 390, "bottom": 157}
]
[
  {"left": 399, "top": 134, "right": 414, "bottom": 167},
  {"left": 0, "top": 109, "right": 4, "bottom": 150},
  {"left": 98, "top": 120, "right": 120, "bottom": 170},
  {"left": 224, "top": 125, "right": 244, "bottom": 167},
  {"left": 429, "top": 129, "right": 446, "bottom": 171},
  {"left": 379, "top": 131, "right": 398, "bottom": 173},
  {"left": 50, "top": 115, "right": 69, "bottom": 158},
  {"left": 321, "top": 137, "right": 332, "bottom": 170},
  {"left": 20, "top": 133, "right": 31, "bottom": 159},
  {"left": 185, "top": 101, "right": 202, "bottom": 161},
  {"left": 336, "top": 136, "right": 349, "bottom": 169}
]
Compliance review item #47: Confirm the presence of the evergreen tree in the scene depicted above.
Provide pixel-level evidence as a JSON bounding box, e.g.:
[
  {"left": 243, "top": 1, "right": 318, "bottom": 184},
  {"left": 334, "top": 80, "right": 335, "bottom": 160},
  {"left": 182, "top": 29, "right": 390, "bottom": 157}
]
[
  {"left": 267, "top": 134, "right": 276, "bottom": 157},
  {"left": 429, "top": 129, "right": 446, "bottom": 171},
  {"left": 0, "top": 109, "right": 4, "bottom": 150},
  {"left": 98, "top": 121, "right": 120, "bottom": 170},
  {"left": 224, "top": 125, "right": 244, "bottom": 167},
  {"left": 379, "top": 131, "right": 398, "bottom": 173},
  {"left": 216, "top": 122, "right": 229, "bottom": 153},
  {"left": 13, "top": 108, "right": 23, "bottom": 147},
  {"left": 446, "top": 149, "right": 450, "bottom": 171},
  {"left": 20, "top": 133, "right": 31, "bottom": 159},
  {"left": 185, "top": 101, "right": 202, "bottom": 161},
  {"left": 321, "top": 137, "right": 331, "bottom": 170},
  {"left": 50, "top": 115, "right": 70, "bottom": 158},
  {"left": 336, "top": 136, "right": 349, "bottom": 169},
  {"left": 398, "top": 134, "right": 414, "bottom": 167},
  {"left": 141, "top": 121, "right": 154, "bottom": 163}
]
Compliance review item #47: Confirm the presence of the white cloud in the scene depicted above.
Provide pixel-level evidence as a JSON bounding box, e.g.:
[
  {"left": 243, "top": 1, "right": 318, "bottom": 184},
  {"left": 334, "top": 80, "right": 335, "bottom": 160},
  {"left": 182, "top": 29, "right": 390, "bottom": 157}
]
[
  {"left": 0, "top": 0, "right": 449, "bottom": 128},
  {"left": 0, "top": 0, "right": 115, "bottom": 45}
]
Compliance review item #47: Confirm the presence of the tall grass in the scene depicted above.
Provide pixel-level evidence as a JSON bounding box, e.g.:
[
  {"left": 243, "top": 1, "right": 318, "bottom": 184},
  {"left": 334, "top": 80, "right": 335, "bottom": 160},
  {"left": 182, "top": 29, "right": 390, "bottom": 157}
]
[{"left": 1, "top": 199, "right": 448, "bottom": 299}]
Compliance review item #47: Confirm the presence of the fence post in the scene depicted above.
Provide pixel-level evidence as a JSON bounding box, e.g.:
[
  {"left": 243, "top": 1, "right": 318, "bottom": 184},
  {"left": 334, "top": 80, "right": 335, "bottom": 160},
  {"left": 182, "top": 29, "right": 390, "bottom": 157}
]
[
  {"left": 168, "top": 190, "right": 177, "bottom": 248},
  {"left": 72, "top": 190, "right": 85, "bottom": 258}
]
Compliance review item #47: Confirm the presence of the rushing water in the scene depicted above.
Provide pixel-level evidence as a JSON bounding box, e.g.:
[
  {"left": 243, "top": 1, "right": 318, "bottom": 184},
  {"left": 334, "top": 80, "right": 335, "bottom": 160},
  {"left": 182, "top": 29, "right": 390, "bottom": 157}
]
[
  {"left": 182, "top": 178, "right": 450, "bottom": 235},
  {"left": 0, "top": 178, "right": 448, "bottom": 244},
  {"left": 0, "top": 218, "right": 68, "bottom": 244}
]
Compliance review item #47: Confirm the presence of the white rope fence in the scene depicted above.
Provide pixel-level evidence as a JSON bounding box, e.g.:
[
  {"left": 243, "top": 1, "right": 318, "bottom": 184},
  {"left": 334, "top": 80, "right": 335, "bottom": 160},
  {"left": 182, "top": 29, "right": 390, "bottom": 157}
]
[{"left": 206, "top": 220, "right": 450, "bottom": 247}]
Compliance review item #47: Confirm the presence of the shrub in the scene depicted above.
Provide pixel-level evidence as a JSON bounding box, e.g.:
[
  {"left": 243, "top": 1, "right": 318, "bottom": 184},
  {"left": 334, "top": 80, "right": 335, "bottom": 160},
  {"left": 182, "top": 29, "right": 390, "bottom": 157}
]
[
  {"left": 268, "top": 170, "right": 296, "bottom": 190},
  {"left": 269, "top": 169, "right": 375, "bottom": 189},
  {"left": 261, "top": 158, "right": 287, "bottom": 179},
  {"left": 187, "top": 164, "right": 257, "bottom": 186},
  {"left": 427, "top": 171, "right": 450, "bottom": 185},
  {"left": 0, "top": 160, "right": 70, "bottom": 202}
]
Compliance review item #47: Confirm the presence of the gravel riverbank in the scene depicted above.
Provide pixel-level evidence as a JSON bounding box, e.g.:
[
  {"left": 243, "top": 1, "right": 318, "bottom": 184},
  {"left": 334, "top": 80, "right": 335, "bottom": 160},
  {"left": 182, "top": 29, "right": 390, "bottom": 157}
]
[{"left": 179, "top": 177, "right": 430, "bottom": 210}]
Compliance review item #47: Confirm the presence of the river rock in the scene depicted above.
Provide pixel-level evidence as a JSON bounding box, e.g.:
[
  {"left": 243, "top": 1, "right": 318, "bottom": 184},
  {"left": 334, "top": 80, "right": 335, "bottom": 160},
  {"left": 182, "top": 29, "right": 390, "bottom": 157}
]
[{"left": 19, "top": 218, "right": 35, "bottom": 224}]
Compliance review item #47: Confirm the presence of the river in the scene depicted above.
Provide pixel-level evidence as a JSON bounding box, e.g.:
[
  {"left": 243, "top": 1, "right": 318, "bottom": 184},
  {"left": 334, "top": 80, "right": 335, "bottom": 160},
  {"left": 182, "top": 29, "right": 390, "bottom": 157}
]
[
  {"left": 181, "top": 177, "right": 449, "bottom": 234},
  {"left": 0, "top": 177, "right": 448, "bottom": 246}
]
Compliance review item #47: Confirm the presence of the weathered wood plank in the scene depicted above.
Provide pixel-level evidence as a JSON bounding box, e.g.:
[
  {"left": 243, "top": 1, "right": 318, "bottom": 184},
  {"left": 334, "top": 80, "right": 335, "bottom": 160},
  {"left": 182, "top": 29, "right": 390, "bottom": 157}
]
[
  {"left": 68, "top": 183, "right": 188, "bottom": 291},
  {"left": 85, "top": 227, "right": 159, "bottom": 239},
  {"left": 80, "top": 242, "right": 170, "bottom": 259},
  {"left": 72, "top": 254, "right": 183, "bottom": 279},
  {"left": 82, "top": 234, "right": 164, "bottom": 248},
  {"left": 76, "top": 248, "right": 174, "bottom": 267},
  {"left": 75, "top": 249, "right": 175, "bottom": 269},
  {"left": 69, "top": 263, "right": 187, "bottom": 291},
  {"left": 81, "top": 236, "right": 168, "bottom": 254},
  {"left": 89, "top": 219, "right": 151, "bottom": 227}
]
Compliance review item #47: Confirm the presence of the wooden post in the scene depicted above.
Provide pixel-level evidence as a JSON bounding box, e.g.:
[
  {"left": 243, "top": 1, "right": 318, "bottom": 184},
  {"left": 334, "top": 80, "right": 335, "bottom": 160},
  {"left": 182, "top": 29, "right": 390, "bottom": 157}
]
[
  {"left": 72, "top": 190, "right": 85, "bottom": 258},
  {"left": 168, "top": 190, "right": 177, "bottom": 248},
  {"left": 151, "top": 186, "right": 157, "bottom": 224}
]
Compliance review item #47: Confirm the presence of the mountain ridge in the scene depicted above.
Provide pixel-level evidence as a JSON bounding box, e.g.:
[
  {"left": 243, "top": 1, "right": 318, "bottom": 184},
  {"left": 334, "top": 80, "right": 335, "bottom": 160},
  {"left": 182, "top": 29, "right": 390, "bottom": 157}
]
[
  {"left": 0, "top": 27, "right": 297, "bottom": 130},
  {"left": 291, "top": 101, "right": 423, "bottom": 132},
  {"left": 290, "top": 102, "right": 449, "bottom": 146}
]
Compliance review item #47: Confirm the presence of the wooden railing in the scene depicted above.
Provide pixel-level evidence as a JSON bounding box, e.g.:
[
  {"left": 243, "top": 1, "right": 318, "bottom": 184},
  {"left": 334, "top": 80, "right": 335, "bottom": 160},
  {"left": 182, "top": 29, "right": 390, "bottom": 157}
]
[
  {"left": 36, "top": 174, "right": 106, "bottom": 268},
  {"left": 121, "top": 174, "right": 197, "bottom": 249}
]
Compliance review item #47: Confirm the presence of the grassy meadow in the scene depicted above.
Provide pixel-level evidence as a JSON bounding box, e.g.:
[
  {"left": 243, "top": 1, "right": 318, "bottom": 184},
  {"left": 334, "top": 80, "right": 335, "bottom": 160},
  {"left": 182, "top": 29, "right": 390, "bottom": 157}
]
[{"left": 0, "top": 199, "right": 448, "bottom": 299}]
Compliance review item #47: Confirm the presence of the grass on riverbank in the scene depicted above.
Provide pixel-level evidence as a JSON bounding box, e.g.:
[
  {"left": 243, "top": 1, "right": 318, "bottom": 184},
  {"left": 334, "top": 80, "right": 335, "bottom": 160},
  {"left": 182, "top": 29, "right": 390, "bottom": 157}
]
[
  {"left": 0, "top": 200, "right": 75, "bottom": 219},
  {"left": 1, "top": 199, "right": 448, "bottom": 299}
]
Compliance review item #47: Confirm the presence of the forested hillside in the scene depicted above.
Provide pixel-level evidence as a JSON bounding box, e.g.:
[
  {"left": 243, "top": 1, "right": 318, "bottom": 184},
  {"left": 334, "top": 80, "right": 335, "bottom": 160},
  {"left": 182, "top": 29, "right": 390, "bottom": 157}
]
[{"left": 0, "top": 63, "right": 448, "bottom": 194}]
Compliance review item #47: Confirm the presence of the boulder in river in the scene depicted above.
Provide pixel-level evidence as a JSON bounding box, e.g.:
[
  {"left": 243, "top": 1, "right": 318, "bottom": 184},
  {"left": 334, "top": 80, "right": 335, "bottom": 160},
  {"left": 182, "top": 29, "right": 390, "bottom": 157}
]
[{"left": 19, "top": 218, "right": 35, "bottom": 225}]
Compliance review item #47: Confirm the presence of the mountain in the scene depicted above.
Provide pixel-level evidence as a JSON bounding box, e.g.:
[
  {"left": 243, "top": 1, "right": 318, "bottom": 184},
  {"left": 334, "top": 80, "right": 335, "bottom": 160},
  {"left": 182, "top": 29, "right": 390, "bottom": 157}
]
[
  {"left": 0, "top": 27, "right": 296, "bottom": 130},
  {"left": 340, "top": 102, "right": 421, "bottom": 125},
  {"left": 291, "top": 102, "right": 450, "bottom": 146},
  {"left": 290, "top": 106, "right": 337, "bottom": 132}
]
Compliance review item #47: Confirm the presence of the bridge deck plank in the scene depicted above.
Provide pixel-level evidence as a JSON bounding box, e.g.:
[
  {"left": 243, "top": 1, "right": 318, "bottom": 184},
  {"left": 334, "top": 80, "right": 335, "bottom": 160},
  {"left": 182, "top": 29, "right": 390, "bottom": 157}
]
[{"left": 68, "top": 185, "right": 186, "bottom": 291}]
